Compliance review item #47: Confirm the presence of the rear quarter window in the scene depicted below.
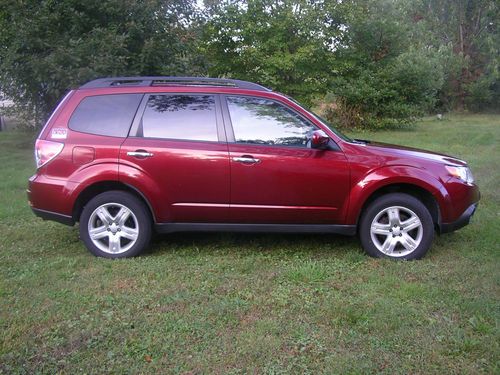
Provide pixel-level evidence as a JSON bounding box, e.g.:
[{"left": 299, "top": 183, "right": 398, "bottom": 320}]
[{"left": 69, "top": 94, "right": 143, "bottom": 137}]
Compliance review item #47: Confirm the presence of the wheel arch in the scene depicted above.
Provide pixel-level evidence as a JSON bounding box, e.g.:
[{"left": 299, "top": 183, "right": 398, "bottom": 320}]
[
  {"left": 72, "top": 181, "right": 156, "bottom": 223},
  {"left": 346, "top": 166, "right": 450, "bottom": 231},
  {"left": 356, "top": 183, "right": 441, "bottom": 231}
]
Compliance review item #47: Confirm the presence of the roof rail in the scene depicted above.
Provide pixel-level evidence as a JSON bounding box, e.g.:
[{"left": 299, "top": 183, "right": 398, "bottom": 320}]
[{"left": 79, "top": 76, "right": 271, "bottom": 91}]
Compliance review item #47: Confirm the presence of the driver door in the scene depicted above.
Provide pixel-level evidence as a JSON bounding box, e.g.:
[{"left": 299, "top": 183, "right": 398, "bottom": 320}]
[{"left": 222, "top": 95, "right": 350, "bottom": 224}]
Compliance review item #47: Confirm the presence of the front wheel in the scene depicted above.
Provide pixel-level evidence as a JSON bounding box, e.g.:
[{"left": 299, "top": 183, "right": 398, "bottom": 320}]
[
  {"left": 359, "top": 193, "right": 434, "bottom": 260},
  {"left": 79, "top": 191, "right": 152, "bottom": 258}
]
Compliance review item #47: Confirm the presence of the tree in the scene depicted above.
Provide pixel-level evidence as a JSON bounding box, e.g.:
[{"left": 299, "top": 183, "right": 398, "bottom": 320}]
[
  {"left": 408, "top": 0, "right": 499, "bottom": 111},
  {"left": 323, "top": 0, "right": 446, "bottom": 128},
  {"left": 0, "top": 0, "right": 204, "bottom": 127},
  {"left": 201, "top": 0, "right": 346, "bottom": 105},
  {"left": 1, "top": 0, "right": 496, "bottom": 130}
]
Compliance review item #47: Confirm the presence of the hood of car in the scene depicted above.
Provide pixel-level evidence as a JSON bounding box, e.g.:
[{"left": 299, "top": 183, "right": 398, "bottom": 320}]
[{"left": 355, "top": 139, "right": 467, "bottom": 166}]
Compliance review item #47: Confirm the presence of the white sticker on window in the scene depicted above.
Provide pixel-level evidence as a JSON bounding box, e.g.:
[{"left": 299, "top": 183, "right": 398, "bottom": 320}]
[{"left": 51, "top": 128, "right": 67, "bottom": 139}]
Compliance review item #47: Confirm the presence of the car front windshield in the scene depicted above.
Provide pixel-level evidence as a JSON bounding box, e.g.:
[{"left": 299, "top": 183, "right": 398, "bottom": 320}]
[
  {"left": 284, "top": 95, "right": 352, "bottom": 142},
  {"left": 311, "top": 113, "right": 352, "bottom": 142}
]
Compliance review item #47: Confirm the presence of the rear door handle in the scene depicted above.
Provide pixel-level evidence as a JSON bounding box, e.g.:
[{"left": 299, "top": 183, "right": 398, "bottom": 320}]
[
  {"left": 127, "top": 150, "right": 154, "bottom": 158},
  {"left": 233, "top": 155, "right": 260, "bottom": 164}
]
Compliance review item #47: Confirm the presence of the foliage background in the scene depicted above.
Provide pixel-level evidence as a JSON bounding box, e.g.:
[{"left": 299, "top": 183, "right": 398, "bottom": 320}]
[{"left": 0, "top": 0, "right": 498, "bottom": 129}]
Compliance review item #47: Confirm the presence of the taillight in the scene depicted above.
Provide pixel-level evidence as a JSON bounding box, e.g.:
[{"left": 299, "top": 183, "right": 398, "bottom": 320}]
[{"left": 34, "top": 139, "right": 64, "bottom": 169}]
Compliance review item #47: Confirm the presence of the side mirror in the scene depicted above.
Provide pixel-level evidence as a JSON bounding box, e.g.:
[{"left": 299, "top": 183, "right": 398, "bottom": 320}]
[{"left": 311, "top": 130, "right": 330, "bottom": 149}]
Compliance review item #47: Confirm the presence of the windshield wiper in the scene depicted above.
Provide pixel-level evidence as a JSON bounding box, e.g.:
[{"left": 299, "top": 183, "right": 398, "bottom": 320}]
[{"left": 352, "top": 138, "right": 371, "bottom": 144}]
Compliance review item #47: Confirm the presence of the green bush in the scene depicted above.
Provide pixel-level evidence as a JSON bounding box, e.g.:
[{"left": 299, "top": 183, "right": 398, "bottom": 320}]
[
  {"left": 464, "top": 69, "right": 500, "bottom": 112},
  {"left": 321, "top": 48, "right": 445, "bottom": 129}
]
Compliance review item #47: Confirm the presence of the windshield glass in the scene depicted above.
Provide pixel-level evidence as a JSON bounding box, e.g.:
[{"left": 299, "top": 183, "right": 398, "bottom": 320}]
[
  {"left": 311, "top": 113, "right": 352, "bottom": 142},
  {"left": 284, "top": 95, "right": 352, "bottom": 142}
]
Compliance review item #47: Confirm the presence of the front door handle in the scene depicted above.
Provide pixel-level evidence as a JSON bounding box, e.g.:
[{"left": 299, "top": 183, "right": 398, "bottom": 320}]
[
  {"left": 127, "top": 150, "right": 154, "bottom": 158},
  {"left": 233, "top": 155, "right": 260, "bottom": 164}
]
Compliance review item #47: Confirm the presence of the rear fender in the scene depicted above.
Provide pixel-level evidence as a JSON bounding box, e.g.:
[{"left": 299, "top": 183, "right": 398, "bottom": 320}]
[
  {"left": 41, "top": 163, "right": 120, "bottom": 216},
  {"left": 68, "top": 162, "right": 118, "bottom": 184},
  {"left": 118, "top": 164, "right": 166, "bottom": 222},
  {"left": 68, "top": 163, "right": 162, "bottom": 222}
]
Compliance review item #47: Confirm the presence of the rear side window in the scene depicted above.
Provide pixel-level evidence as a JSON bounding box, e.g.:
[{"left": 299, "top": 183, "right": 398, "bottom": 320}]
[
  {"left": 69, "top": 94, "right": 142, "bottom": 137},
  {"left": 139, "top": 95, "right": 218, "bottom": 141}
]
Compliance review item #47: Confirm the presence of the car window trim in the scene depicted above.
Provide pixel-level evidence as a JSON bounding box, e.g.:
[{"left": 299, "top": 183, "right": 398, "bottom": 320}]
[
  {"left": 128, "top": 92, "right": 226, "bottom": 143},
  {"left": 128, "top": 94, "right": 150, "bottom": 137},
  {"left": 220, "top": 94, "right": 340, "bottom": 151}
]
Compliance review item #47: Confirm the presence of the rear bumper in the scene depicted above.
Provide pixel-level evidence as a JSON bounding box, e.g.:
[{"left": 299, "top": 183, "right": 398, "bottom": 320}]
[
  {"left": 440, "top": 203, "right": 478, "bottom": 234},
  {"left": 31, "top": 207, "right": 74, "bottom": 226},
  {"left": 27, "top": 173, "right": 76, "bottom": 219}
]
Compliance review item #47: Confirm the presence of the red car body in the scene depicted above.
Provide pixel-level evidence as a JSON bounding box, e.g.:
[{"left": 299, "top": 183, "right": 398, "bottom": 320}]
[{"left": 28, "top": 77, "right": 480, "bottom": 257}]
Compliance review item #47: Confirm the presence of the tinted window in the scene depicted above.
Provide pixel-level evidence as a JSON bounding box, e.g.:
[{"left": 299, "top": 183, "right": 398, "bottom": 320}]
[
  {"left": 226, "top": 96, "right": 316, "bottom": 147},
  {"left": 69, "top": 94, "right": 142, "bottom": 137},
  {"left": 140, "top": 95, "right": 218, "bottom": 141}
]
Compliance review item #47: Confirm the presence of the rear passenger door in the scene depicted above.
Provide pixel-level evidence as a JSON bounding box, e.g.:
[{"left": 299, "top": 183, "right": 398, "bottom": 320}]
[{"left": 119, "top": 94, "right": 230, "bottom": 223}]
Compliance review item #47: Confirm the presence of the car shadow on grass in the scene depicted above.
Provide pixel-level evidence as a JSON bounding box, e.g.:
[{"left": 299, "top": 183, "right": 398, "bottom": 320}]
[{"left": 146, "top": 231, "right": 363, "bottom": 259}]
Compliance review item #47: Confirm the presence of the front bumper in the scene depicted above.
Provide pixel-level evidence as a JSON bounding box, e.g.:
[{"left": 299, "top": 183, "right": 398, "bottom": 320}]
[{"left": 440, "top": 203, "right": 478, "bottom": 234}]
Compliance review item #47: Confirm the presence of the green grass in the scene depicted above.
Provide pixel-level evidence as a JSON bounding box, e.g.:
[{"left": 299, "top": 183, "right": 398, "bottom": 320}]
[{"left": 1, "top": 114, "right": 499, "bottom": 373}]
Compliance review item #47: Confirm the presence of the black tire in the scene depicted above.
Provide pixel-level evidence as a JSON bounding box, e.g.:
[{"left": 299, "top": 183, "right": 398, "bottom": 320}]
[
  {"left": 359, "top": 193, "right": 434, "bottom": 260},
  {"left": 79, "top": 191, "right": 152, "bottom": 258}
]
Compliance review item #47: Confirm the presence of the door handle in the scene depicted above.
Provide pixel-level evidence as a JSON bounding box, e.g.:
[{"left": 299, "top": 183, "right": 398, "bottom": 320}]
[
  {"left": 233, "top": 155, "right": 260, "bottom": 164},
  {"left": 127, "top": 150, "right": 154, "bottom": 158}
]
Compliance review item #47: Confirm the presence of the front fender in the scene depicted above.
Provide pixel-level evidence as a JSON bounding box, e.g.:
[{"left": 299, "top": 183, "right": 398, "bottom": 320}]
[{"left": 345, "top": 165, "right": 451, "bottom": 225}]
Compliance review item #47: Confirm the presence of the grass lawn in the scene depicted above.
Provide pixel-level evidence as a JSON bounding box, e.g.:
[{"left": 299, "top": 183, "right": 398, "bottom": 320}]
[{"left": 0, "top": 114, "right": 499, "bottom": 373}]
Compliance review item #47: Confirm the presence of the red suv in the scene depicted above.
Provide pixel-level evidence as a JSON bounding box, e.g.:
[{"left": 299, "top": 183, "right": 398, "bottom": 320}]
[{"left": 28, "top": 77, "right": 480, "bottom": 259}]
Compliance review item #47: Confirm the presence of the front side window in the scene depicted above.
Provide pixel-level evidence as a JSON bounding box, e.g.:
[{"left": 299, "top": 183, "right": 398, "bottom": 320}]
[
  {"left": 226, "top": 96, "right": 317, "bottom": 147},
  {"left": 140, "top": 95, "right": 218, "bottom": 142},
  {"left": 69, "top": 94, "right": 143, "bottom": 137}
]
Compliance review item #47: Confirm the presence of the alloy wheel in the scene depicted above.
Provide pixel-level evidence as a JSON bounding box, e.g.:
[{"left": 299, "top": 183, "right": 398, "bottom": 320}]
[
  {"left": 87, "top": 203, "right": 139, "bottom": 254},
  {"left": 369, "top": 205, "right": 423, "bottom": 257}
]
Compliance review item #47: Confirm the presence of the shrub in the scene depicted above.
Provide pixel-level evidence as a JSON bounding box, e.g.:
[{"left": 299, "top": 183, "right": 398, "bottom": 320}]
[
  {"left": 321, "top": 48, "right": 446, "bottom": 130},
  {"left": 464, "top": 69, "right": 500, "bottom": 112}
]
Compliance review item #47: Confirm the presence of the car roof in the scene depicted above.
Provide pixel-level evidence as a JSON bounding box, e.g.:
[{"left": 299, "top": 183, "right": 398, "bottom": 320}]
[{"left": 79, "top": 76, "right": 271, "bottom": 92}]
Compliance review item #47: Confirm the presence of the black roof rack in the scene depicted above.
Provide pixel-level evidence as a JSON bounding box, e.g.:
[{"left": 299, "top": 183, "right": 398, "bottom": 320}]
[{"left": 79, "top": 76, "right": 271, "bottom": 91}]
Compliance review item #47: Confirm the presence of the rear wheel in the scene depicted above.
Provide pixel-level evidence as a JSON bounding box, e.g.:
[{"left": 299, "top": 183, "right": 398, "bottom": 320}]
[
  {"left": 79, "top": 191, "right": 152, "bottom": 258},
  {"left": 359, "top": 193, "right": 434, "bottom": 260}
]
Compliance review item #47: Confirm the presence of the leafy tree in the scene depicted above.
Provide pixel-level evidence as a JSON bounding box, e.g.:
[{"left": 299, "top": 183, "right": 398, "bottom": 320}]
[
  {"left": 322, "top": 0, "right": 447, "bottom": 128},
  {"left": 407, "top": 0, "right": 499, "bottom": 111},
  {"left": 0, "top": 0, "right": 204, "bottom": 127},
  {"left": 0, "top": 0, "right": 497, "bottom": 130},
  {"left": 201, "top": 0, "right": 346, "bottom": 105}
]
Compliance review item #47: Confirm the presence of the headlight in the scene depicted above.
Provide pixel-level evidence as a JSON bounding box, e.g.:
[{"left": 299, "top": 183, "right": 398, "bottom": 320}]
[{"left": 445, "top": 165, "right": 474, "bottom": 184}]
